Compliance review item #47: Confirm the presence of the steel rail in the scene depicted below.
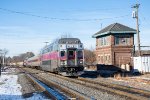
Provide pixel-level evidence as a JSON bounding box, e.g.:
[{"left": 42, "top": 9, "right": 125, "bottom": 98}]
[
  {"left": 47, "top": 71, "right": 150, "bottom": 100},
  {"left": 19, "top": 68, "right": 67, "bottom": 100},
  {"left": 22, "top": 67, "right": 150, "bottom": 100},
  {"left": 22, "top": 67, "right": 90, "bottom": 100}
]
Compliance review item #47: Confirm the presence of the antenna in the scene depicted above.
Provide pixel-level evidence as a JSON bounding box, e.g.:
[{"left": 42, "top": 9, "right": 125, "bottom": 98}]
[{"left": 100, "top": 23, "right": 103, "bottom": 29}]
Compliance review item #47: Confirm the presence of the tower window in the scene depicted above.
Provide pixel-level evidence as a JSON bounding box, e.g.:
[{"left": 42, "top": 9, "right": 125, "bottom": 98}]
[{"left": 115, "top": 35, "right": 130, "bottom": 45}]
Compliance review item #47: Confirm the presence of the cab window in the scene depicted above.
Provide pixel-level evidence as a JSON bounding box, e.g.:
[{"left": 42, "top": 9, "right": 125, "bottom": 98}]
[
  {"left": 68, "top": 50, "right": 74, "bottom": 57},
  {"left": 61, "top": 51, "right": 65, "bottom": 57},
  {"left": 78, "top": 51, "right": 83, "bottom": 58}
]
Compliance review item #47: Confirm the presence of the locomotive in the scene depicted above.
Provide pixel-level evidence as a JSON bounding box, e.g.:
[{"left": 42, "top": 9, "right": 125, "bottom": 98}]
[{"left": 24, "top": 38, "right": 84, "bottom": 76}]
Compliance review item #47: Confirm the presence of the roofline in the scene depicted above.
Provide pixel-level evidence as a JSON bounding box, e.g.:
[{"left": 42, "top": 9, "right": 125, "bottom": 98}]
[
  {"left": 92, "top": 31, "right": 136, "bottom": 38},
  {"left": 110, "top": 31, "right": 136, "bottom": 33},
  {"left": 92, "top": 31, "right": 109, "bottom": 38}
]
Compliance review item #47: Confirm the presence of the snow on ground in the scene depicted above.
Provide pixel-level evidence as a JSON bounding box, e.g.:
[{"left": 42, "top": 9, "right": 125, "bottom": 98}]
[
  {"left": 0, "top": 74, "right": 23, "bottom": 99},
  {"left": 0, "top": 67, "right": 49, "bottom": 100}
]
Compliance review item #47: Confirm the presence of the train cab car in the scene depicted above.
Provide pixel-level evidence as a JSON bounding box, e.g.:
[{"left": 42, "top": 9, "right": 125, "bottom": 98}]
[
  {"left": 40, "top": 38, "right": 84, "bottom": 76},
  {"left": 58, "top": 38, "right": 84, "bottom": 76}
]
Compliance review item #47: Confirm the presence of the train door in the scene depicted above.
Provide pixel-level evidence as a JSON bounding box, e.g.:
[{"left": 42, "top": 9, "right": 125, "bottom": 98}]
[{"left": 67, "top": 49, "right": 76, "bottom": 66}]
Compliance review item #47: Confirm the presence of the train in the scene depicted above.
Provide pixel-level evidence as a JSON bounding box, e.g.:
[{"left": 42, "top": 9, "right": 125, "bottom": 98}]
[{"left": 24, "top": 38, "right": 84, "bottom": 76}]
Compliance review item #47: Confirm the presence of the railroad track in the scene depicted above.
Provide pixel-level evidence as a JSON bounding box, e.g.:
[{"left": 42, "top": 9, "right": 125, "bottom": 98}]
[
  {"left": 20, "top": 67, "right": 90, "bottom": 100},
  {"left": 21, "top": 67, "right": 150, "bottom": 100},
  {"left": 77, "top": 77, "right": 150, "bottom": 100},
  {"left": 48, "top": 72, "right": 150, "bottom": 100},
  {"left": 18, "top": 67, "right": 67, "bottom": 100}
]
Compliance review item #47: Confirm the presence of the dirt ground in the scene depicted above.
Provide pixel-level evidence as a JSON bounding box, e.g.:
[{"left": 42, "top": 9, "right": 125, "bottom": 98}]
[
  {"left": 17, "top": 74, "right": 41, "bottom": 98},
  {"left": 94, "top": 73, "right": 150, "bottom": 92}
]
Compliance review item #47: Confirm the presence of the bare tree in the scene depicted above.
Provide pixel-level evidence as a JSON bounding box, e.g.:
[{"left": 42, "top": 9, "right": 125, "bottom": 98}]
[
  {"left": 0, "top": 49, "right": 3, "bottom": 64},
  {"left": 0, "top": 49, "right": 9, "bottom": 66},
  {"left": 61, "top": 33, "right": 72, "bottom": 38},
  {"left": 11, "top": 52, "right": 35, "bottom": 63},
  {"left": 3, "top": 49, "right": 8, "bottom": 55},
  {"left": 84, "top": 49, "right": 96, "bottom": 65},
  {"left": 5, "top": 57, "right": 11, "bottom": 65}
]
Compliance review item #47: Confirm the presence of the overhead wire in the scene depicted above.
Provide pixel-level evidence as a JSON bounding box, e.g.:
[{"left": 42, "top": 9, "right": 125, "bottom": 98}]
[
  {"left": 53, "top": 7, "right": 129, "bottom": 12},
  {"left": 140, "top": 14, "right": 150, "bottom": 26},
  {"left": 0, "top": 7, "right": 130, "bottom": 22},
  {"left": 0, "top": 7, "right": 131, "bottom": 45}
]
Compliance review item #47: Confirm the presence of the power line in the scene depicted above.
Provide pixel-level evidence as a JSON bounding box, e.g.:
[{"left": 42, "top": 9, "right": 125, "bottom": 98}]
[
  {"left": 0, "top": 7, "right": 130, "bottom": 22},
  {"left": 140, "top": 15, "right": 150, "bottom": 26},
  {"left": 55, "top": 7, "right": 129, "bottom": 12}
]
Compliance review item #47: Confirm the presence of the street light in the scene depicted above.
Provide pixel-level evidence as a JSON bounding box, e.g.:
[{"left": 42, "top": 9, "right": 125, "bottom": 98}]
[{"left": 44, "top": 42, "right": 49, "bottom": 46}]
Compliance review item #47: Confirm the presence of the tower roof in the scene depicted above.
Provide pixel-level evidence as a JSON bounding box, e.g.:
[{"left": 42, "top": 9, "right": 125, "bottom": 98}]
[{"left": 92, "top": 23, "right": 136, "bottom": 38}]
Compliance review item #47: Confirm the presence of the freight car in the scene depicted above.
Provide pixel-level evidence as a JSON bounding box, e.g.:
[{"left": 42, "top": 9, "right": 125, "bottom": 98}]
[{"left": 25, "top": 38, "right": 84, "bottom": 76}]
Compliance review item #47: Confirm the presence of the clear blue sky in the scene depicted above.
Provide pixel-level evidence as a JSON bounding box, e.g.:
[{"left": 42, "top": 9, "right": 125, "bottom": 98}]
[{"left": 0, "top": 0, "right": 149, "bottom": 57}]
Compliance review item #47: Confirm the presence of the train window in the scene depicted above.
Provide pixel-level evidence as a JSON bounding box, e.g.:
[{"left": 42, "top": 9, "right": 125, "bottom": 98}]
[
  {"left": 80, "top": 44, "right": 82, "bottom": 48},
  {"left": 61, "top": 51, "right": 65, "bottom": 57},
  {"left": 50, "top": 46, "right": 52, "bottom": 51},
  {"left": 42, "top": 60, "right": 51, "bottom": 65},
  {"left": 53, "top": 45, "right": 58, "bottom": 51},
  {"left": 47, "top": 47, "right": 50, "bottom": 52},
  {"left": 46, "top": 48, "right": 49, "bottom": 53},
  {"left": 78, "top": 51, "right": 83, "bottom": 58},
  {"left": 68, "top": 50, "right": 74, "bottom": 57},
  {"left": 42, "top": 51, "right": 44, "bottom": 54}
]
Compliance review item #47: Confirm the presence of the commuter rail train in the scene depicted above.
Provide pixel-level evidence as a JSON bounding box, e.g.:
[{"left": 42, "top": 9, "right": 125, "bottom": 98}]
[{"left": 24, "top": 38, "right": 84, "bottom": 76}]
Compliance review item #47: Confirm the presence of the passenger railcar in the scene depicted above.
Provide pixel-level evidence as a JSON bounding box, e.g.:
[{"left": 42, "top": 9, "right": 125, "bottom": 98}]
[
  {"left": 25, "top": 55, "right": 40, "bottom": 69},
  {"left": 25, "top": 38, "right": 84, "bottom": 76}
]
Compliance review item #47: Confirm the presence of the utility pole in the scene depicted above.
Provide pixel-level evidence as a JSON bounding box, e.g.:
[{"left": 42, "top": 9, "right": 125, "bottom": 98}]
[{"left": 132, "top": 4, "right": 141, "bottom": 56}]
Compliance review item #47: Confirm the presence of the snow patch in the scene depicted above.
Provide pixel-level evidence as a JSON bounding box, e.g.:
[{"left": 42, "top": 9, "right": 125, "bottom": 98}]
[
  {"left": 0, "top": 68, "right": 50, "bottom": 100},
  {"left": 0, "top": 75, "right": 22, "bottom": 95},
  {"left": 0, "top": 74, "right": 22, "bottom": 99}
]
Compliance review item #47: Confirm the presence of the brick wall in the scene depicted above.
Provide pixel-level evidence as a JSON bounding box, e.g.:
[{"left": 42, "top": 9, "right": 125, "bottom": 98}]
[{"left": 95, "top": 34, "right": 134, "bottom": 67}]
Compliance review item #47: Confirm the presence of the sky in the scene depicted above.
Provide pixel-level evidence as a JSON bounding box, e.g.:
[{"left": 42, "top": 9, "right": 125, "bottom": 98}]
[{"left": 0, "top": 0, "right": 150, "bottom": 57}]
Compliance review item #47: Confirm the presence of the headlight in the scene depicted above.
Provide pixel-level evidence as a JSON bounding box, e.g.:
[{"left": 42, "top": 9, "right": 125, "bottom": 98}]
[
  {"left": 61, "top": 61, "right": 66, "bottom": 65},
  {"left": 79, "top": 60, "right": 83, "bottom": 64}
]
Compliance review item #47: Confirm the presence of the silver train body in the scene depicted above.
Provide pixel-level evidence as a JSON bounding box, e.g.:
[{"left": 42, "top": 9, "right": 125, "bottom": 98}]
[{"left": 24, "top": 38, "right": 84, "bottom": 76}]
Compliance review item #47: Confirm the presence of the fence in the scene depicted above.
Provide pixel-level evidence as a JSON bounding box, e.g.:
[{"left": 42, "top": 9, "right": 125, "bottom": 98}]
[{"left": 133, "top": 56, "right": 150, "bottom": 73}]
